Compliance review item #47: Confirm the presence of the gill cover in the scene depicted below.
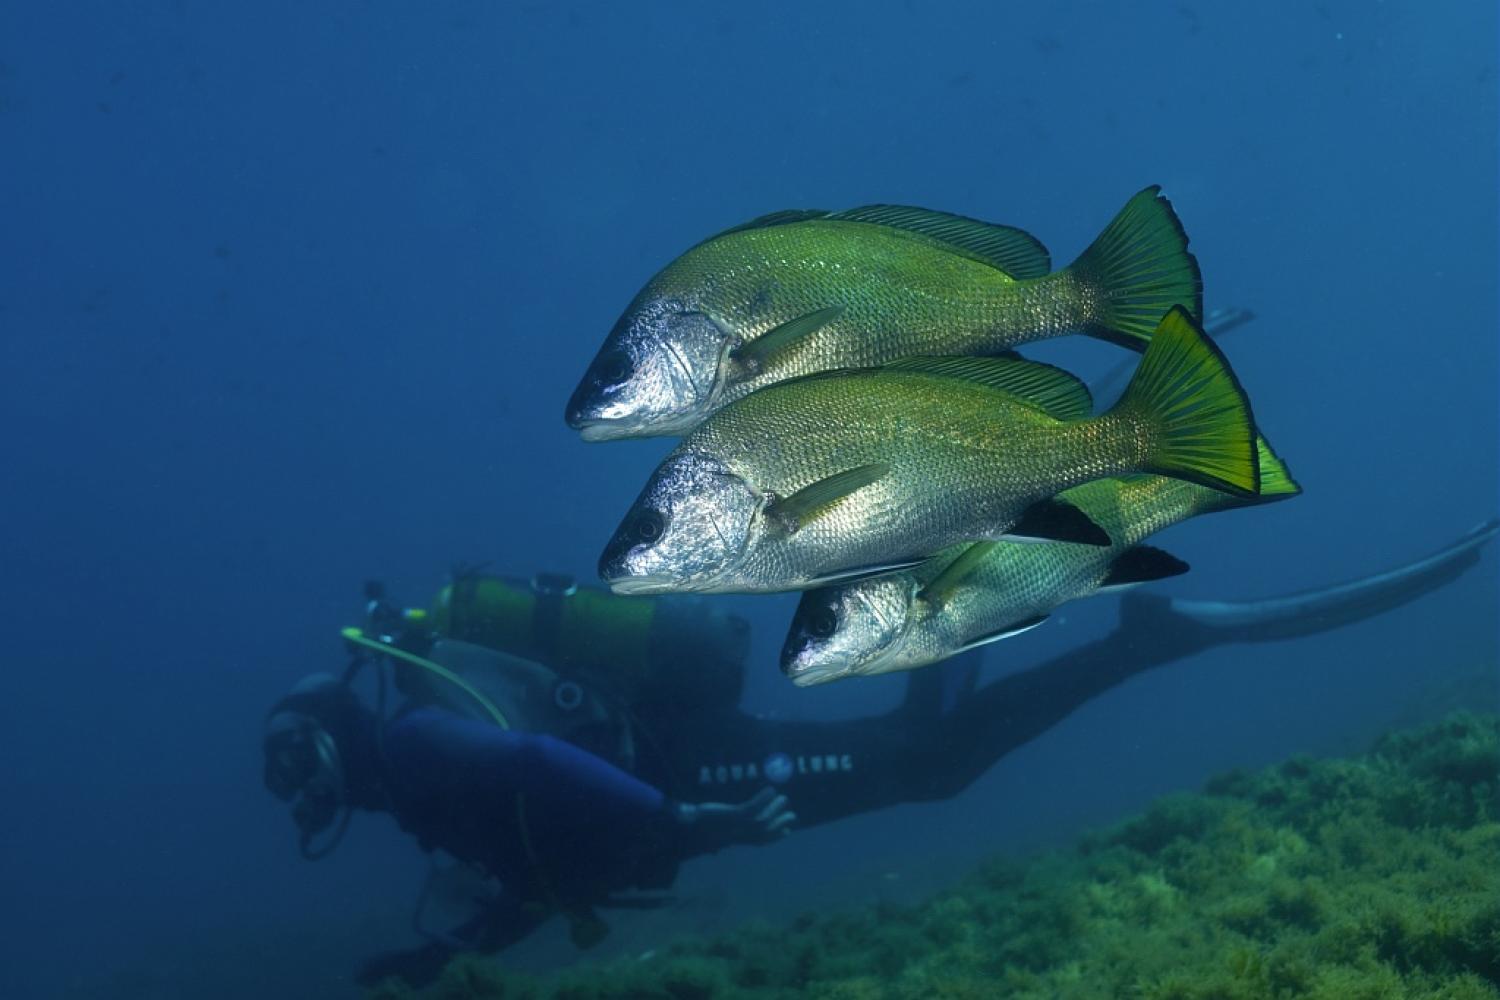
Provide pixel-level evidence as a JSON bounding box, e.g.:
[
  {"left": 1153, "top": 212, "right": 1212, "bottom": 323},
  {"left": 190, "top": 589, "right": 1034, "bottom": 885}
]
[
  {"left": 566, "top": 298, "right": 730, "bottom": 440},
  {"left": 600, "top": 452, "right": 760, "bottom": 594},
  {"left": 781, "top": 574, "right": 917, "bottom": 686}
]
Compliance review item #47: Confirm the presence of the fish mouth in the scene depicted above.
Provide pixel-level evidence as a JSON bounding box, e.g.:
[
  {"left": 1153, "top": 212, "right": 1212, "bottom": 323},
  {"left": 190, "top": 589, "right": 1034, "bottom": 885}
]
[
  {"left": 563, "top": 394, "right": 631, "bottom": 441},
  {"left": 784, "top": 663, "right": 847, "bottom": 687},
  {"left": 572, "top": 418, "right": 632, "bottom": 443},
  {"left": 567, "top": 409, "right": 692, "bottom": 442},
  {"left": 780, "top": 634, "right": 856, "bottom": 686},
  {"left": 603, "top": 574, "right": 681, "bottom": 596}
]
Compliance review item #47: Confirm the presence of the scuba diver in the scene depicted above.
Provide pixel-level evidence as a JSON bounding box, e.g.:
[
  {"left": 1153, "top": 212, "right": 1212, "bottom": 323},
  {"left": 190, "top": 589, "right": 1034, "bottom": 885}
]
[{"left": 262, "top": 518, "right": 1497, "bottom": 989}]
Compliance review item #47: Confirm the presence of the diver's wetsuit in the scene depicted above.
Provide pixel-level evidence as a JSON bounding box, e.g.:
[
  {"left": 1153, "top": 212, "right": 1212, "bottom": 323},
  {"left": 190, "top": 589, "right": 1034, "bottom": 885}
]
[{"left": 357, "top": 518, "right": 1495, "bottom": 985}]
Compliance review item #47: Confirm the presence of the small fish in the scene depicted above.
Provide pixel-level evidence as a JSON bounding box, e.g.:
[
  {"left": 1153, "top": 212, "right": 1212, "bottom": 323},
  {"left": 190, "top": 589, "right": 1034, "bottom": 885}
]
[
  {"left": 599, "top": 307, "right": 1260, "bottom": 596},
  {"left": 567, "top": 188, "right": 1199, "bottom": 441},
  {"left": 780, "top": 437, "right": 1301, "bottom": 685}
]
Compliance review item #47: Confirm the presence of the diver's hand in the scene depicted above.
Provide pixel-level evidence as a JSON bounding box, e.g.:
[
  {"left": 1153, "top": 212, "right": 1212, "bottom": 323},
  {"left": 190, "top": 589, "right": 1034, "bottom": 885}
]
[{"left": 673, "top": 786, "right": 795, "bottom": 852}]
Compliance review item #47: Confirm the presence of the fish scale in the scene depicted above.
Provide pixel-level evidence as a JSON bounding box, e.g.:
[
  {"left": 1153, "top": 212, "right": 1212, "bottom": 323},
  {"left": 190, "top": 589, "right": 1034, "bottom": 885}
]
[
  {"left": 782, "top": 437, "right": 1301, "bottom": 684},
  {"left": 663, "top": 370, "right": 1147, "bottom": 590},
  {"left": 911, "top": 477, "right": 1226, "bottom": 664},
  {"left": 568, "top": 187, "right": 1200, "bottom": 440},
  {"left": 690, "top": 222, "right": 1085, "bottom": 396},
  {"left": 599, "top": 307, "right": 1259, "bottom": 596}
]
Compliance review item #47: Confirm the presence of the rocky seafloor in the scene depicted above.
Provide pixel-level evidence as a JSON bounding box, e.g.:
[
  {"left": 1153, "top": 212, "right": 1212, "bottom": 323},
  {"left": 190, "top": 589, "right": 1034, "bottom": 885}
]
[{"left": 371, "top": 711, "right": 1500, "bottom": 1000}]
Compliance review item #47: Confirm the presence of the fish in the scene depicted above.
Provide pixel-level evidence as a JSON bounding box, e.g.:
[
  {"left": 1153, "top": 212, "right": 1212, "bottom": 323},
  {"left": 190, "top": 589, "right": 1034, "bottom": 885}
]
[
  {"left": 780, "top": 437, "right": 1302, "bottom": 685},
  {"left": 566, "top": 187, "right": 1200, "bottom": 441},
  {"left": 598, "top": 306, "right": 1260, "bottom": 596}
]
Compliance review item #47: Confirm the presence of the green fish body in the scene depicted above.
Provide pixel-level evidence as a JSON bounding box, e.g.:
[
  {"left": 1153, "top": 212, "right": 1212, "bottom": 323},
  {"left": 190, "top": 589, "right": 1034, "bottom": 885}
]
[
  {"left": 599, "top": 308, "right": 1259, "bottom": 596},
  {"left": 780, "top": 440, "right": 1300, "bottom": 685},
  {"left": 567, "top": 188, "right": 1200, "bottom": 440}
]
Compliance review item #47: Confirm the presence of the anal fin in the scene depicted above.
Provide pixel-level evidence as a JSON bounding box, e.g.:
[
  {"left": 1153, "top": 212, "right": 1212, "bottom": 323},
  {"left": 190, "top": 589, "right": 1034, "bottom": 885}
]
[
  {"left": 955, "top": 614, "right": 1049, "bottom": 653},
  {"left": 1003, "top": 498, "right": 1111, "bottom": 546},
  {"left": 1097, "top": 544, "right": 1189, "bottom": 593}
]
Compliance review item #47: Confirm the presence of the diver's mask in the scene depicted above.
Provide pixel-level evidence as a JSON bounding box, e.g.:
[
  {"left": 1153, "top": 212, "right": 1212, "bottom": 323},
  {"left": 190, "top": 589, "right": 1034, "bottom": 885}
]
[{"left": 263, "top": 709, "right": 350, "bottom": 859}]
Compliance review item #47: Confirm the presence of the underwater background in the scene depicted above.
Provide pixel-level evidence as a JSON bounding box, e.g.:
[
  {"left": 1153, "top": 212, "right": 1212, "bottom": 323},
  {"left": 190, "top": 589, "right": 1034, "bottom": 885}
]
[{"left": 0, "top": 2, "right": 1494, "bottom": 998}]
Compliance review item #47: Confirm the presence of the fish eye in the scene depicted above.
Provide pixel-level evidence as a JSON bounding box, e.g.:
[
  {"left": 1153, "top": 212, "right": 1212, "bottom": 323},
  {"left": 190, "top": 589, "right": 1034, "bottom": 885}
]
[
  {"left": 808, "top": 605, "right": 840, "bottom": 639},
  {"left": 632, "top": 510, "right": 666, "bottom": 543},
  {"left": 592, "top": 349, "right": 633, "bottom": 388}
]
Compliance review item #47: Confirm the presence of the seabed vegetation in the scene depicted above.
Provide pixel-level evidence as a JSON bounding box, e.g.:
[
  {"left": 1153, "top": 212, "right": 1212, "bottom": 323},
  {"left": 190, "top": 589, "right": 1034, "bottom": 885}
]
[{"left": 372, "top": 711, "right": 1500, "bottom": 1000}]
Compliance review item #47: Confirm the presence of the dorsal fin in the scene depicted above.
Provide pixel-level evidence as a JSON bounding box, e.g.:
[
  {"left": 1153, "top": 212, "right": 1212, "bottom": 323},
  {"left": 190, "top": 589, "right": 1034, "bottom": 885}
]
[
  {"left": 918, "top": 541, "right": 1001, "bottom": 609},
  {"left": 887, "top": 355, "right": 1093, "bottom": 421},
  {"left": 827, "top": 204, "right": 1052, "bottom": 279},
  {"left": 709, "top": 209, "right": 832, "bottom": 241}
]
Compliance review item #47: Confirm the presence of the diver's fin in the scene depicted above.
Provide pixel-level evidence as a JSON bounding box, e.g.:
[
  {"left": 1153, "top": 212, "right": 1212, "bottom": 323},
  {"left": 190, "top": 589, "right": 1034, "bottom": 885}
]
[
  {"left": 954, "top": 614, "right": 1049, "bottom": 653},
  {"left": 1164, "top": 517, "right": 1500, "bottom": 641},
  {"left": 1066, "top": 186, "right": 1202, "bottom": 351},
  {"left": 734, "top": 306, "right": 845, "bottom": 370},
  {"left": 1112, "top": 306, "right": 1259, "bottom": 497},
  {"left": 771, "top": 463, "right": 890, "bottom": 531},
  {"left": 1097, "top": 545, "right": 1190, "bottom": 593},
  {"left": 887, "top": 355, "right": 1092, "bottom": 421},
  {"left": 918, "top": 541, "right": 1002, "bottom": 609},
  {"left": 1203, "top": 306, "right": 1255, "bottom": 339},
  {"left": 829, "top": 204, "right": 1052, "bottom": 279},
  {"left": 1003, "top": 497, "right": 1111, "bottom": 546}
]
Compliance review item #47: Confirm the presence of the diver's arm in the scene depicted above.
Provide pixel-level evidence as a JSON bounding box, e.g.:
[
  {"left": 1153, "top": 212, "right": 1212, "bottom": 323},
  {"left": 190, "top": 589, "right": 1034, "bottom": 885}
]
[
  {"left": 387, "top": 707, "right": 668, "bottom": 823},
  {"left": 387, "top": 708, "right": 791, "bottom": 859}
]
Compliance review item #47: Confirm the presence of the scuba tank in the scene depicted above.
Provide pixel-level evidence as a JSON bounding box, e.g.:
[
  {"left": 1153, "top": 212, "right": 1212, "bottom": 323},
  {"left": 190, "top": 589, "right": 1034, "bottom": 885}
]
[
  {"left": 428, "top": 571, "right": 749, "bottom": 722},
  {"left": 400, "top": 636, "right": 630, "bottom": 767}
]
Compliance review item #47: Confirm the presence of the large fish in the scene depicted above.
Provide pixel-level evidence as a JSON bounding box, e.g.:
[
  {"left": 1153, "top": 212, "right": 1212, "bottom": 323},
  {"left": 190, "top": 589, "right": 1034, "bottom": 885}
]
[
  {"left": 567, "top": 187, "right": 1199, "bottom": 441},
  {"left": 780, "top": 437, "right": 1301, "bottom": 685},
  {"left": 598, "top": 307, "right": 1260, "bottom": 596}
]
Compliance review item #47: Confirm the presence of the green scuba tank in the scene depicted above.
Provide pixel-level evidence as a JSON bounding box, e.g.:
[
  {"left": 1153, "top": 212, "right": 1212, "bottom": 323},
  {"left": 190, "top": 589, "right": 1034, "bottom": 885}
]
[{"left": 428, "top": 572, "right": 749, "bottom": 716}]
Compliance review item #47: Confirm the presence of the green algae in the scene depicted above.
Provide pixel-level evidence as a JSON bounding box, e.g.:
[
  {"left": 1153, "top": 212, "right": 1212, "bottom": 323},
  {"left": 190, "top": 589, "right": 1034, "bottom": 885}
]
[{"left": 370, "top": 712, "right": 1500, "bottom": 1000}]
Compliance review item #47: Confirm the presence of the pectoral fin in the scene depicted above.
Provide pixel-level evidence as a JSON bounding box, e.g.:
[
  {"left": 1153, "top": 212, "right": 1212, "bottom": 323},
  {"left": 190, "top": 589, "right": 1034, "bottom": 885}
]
[
  {"left": 770, "top": 463, "right": 890, "bottom": 532},
  {"left": 733, "top": 306, "right": 845, "bottom": 371},
  {"left": 1003, "top": 498, "right": 1111, "bottom": 546},
  {"left": 918, "top": 541, "right": 1001, "bottom": 609}
]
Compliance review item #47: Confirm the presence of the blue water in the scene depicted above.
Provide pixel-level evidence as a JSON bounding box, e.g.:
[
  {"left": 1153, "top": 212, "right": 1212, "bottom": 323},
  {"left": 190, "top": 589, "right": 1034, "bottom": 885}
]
[{"left": 1, "top": 3, "right": 1495, "bottom": 997}]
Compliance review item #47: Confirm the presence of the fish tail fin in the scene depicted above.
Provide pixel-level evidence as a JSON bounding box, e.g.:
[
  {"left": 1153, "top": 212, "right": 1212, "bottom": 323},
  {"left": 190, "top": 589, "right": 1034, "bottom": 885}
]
[
  {"left": 1250, "top": 433, "right": 1302, "bottom": 501},
  {"left": 1112, "top": 306, "right": 1259, "bottom": 496},
  {"left": 1066, "top": 186, "right": 1202, "bottom": 351}
]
